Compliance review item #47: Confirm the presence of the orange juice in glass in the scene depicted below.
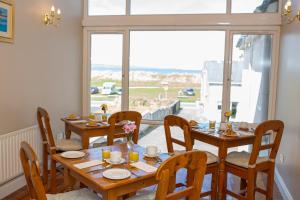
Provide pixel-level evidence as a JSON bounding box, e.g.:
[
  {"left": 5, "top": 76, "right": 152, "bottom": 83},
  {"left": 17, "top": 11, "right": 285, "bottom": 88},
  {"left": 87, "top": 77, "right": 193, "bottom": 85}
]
[
  {"left": 129, "top": 151, "right": 139, "bottom": 163},
  {"left": 102, "top": 149, "right": 111, "bottom": 161}
]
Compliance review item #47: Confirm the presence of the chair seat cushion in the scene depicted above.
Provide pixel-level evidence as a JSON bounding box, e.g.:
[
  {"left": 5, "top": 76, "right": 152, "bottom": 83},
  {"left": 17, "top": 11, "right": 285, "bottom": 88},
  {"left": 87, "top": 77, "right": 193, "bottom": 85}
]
[
  {"left": 226, "top": 151, "right": 269, "bottom": 168},
  {"left": 127, "top": 191, "right": 156, "bottom": 200},
  {"left": 56, "top": 139, "right": 82, "bottom": 151},
  {"left": 46, "top": 188, "right": 98, "bottom": 200},
  {"left": 174, "top": 150, "right": 218, "bottom": 165},
  {"left": 205, "top": 151, "right": 218, "bottom": 165}
]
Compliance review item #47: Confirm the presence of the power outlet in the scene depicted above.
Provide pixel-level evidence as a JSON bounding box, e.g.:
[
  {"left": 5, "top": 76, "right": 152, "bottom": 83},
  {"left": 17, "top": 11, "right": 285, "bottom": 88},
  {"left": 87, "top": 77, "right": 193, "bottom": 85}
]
[{"left": 279, "top": 154, "right": 285, "bottom": 164}]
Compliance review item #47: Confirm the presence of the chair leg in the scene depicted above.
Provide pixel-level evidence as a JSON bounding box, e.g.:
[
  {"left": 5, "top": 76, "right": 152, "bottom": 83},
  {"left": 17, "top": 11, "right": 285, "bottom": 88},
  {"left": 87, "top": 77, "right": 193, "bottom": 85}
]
[
  {"left": 50, "top": 159, "right": 57, "bottom": 193},
  {"left": 210, "top": 171, "right": 218, "bottom": 200},
  {"left": 246, "top": 171, "right": 256, "bottom": 200},
  {"left": 267, "top": 169, "right": 274, "bottom": 200},
  {"left": 43, "top": 152, "right": 48, "bottom": 186},
  {"left": 222, "top": 171, "right": 227, "bottom": 200},
  {"left": 240, "top": 178, "right": 247, "bottom": 196}
]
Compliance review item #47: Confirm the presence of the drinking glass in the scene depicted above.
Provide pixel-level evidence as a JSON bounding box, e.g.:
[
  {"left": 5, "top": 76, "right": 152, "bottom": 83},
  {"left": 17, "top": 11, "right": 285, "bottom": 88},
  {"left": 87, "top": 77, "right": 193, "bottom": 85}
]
[
  {"left": 209, "top": 120, "right": 216, "bottom": 129},
  {"left": 102, "top": 149, "right": 111, "bottom": 161},
  {"left": 129, "top": 151, "right": 139, "bottom": 163}
]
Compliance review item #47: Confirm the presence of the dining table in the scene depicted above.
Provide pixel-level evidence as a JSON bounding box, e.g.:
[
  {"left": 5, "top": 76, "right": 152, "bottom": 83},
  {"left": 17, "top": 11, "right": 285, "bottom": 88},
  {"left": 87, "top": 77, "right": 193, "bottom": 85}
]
[
  {"left": 191, "top": 125, "right": 256, "bottom": 200},
  {"left": 52, "top": 143, "right": 168, "bottom": 200},
  {"left": 62, "top": 117, "right": 123, "bottom": 149}
]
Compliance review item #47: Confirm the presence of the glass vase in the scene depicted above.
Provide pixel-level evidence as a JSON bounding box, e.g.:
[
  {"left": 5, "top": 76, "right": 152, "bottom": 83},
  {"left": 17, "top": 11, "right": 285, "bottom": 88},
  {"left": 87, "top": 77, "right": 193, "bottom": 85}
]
[{"left": 126, "top": 132, "right": 134, "bottom": 151}]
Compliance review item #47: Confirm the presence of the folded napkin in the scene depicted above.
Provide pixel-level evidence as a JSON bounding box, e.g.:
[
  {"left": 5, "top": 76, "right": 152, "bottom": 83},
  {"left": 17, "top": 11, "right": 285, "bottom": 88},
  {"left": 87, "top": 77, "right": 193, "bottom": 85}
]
[
  {"left": 74, "top": 160, "right": 103, "bottom": 169},
  {"left": 69, "top": 120, "right": 88, "bottom": 124},
  {"left": 130, "top": 161, "right": 157, "bottom": 173}
]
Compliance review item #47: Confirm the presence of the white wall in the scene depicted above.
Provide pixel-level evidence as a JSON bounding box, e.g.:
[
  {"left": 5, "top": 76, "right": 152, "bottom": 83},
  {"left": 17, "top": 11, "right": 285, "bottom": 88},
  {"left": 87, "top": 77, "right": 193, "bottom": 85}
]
[
  {"left": 0, "top": 0, "right": 83, "bottom": 135},
  {"left": 276, "top": 0, "right": 300, "bottom": 198}
]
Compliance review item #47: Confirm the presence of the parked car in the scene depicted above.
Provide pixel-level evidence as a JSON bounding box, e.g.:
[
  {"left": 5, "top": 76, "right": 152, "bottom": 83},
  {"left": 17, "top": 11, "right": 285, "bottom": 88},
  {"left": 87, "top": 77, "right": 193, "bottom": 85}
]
[
  {"left": 90, "top": 87, "right": 99, "bottom": 94},
  {"left": 181, "top": 88, "right": 195, "bottom": 96},
  {"left": 102, "top": 82, "right": 116, "bottom": 95}
]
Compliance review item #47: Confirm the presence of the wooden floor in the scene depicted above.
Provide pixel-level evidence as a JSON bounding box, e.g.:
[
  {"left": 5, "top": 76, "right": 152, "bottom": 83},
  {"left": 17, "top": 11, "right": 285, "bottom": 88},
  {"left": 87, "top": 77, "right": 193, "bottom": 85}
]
[{"left": 3, "top": 170, "right": 283, "bottom": 200}]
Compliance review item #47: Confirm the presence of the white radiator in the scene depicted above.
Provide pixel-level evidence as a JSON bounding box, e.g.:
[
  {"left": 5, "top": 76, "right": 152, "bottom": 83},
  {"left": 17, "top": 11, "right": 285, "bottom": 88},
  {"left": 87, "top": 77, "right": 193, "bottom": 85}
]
[{"left": 0, "top": 126, "right": 42, "bottom": 185}]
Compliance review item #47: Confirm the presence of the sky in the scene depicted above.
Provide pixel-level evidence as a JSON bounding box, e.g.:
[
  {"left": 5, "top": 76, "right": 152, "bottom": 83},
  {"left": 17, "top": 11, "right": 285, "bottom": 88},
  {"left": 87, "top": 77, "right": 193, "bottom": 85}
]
[{"left": 91, "top": 31, "right": 226, "bottom": 70}]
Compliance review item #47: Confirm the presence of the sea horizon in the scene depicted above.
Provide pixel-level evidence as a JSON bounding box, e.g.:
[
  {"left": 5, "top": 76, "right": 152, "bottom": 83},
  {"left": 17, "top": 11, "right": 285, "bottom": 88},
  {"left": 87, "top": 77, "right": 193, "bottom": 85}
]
[{"left": 92, "top": 64, "right": 202, "bottom": 74}]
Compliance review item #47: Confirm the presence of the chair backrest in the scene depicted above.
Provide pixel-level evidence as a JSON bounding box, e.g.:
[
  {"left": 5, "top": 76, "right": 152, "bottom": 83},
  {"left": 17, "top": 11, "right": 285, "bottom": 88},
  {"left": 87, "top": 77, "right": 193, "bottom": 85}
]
[
  {"left": 164, "top": 115, "right": 193, "bottom": 153},
  {"left": 20, "top": 142, "right": 47, "bottom": 200},
  {"left": 155, "top": 151, "right": 207, "bottom": 200},
  {"left": 37, "top": 107, "right": 56, "bottom": 154},
  {"left": 249, "top": 120, "right": 284, "bottom": 167},
  {"left": 107, "top": 111, "right": 142, "bottom": 145}
]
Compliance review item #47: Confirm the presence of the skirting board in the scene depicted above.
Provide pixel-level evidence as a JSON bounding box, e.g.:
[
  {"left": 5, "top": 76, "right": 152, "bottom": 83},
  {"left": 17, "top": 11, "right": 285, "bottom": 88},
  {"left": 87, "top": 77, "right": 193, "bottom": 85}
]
[
  {"left": 0, "top": 175, "right": 26, "bottom": 199},
  {"left": 275, "top": 167, "right": 294, "bottom": 200}
]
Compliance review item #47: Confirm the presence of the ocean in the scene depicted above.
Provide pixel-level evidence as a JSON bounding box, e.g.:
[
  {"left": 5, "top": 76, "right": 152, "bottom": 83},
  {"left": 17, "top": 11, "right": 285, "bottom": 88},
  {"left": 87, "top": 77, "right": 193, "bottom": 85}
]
[{"left": 92, "top": 64, "right": 202, "bottom": 74}]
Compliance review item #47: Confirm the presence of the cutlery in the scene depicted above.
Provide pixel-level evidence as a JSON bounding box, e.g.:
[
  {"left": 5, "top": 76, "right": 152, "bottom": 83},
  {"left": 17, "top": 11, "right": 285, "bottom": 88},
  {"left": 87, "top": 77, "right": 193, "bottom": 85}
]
[
  {"left": 87, "top": 164, "right": 112, "bottom": 174},
  {"left": 130, "top": 170, "right": 141, "bottom": 178}
]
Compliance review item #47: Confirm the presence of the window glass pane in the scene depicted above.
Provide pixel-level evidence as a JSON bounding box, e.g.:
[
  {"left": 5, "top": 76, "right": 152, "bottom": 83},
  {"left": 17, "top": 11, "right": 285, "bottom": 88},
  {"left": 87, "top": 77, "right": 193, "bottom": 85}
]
[
  {"left": 90, "top": 34, "right": 123, "bottom": 114},
  {"left": 231, "top": 0, "right": 278, "bottom": 13},
  {"left": 230, "top": 34, "right": 272, "bottom": 123},
  {"left": 129, "top": 31, "right": 225, "bottom": 123},
  {"left": 88, "top": 0, "right": 126, "bottom": 16},
  {"left": 131, "top": 0, "right": 226, "bottom": 15}
]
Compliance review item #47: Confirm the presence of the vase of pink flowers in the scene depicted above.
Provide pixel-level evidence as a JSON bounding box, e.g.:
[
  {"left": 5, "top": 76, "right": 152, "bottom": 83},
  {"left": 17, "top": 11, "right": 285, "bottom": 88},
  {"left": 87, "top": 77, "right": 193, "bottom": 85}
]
[{"left": 123, "top": 121, "right": 137, "bottom": 151}]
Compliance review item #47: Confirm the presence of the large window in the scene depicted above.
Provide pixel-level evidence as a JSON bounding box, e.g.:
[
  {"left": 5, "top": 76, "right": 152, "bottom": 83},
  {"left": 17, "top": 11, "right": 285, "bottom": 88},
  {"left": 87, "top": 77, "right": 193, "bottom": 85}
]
[
  {"left": 129, "top": 31, "right": 225, "bottom": 122},
  {"left": 230, "top": 34, "right": 272, "bottom": 123},
  {"left": 90, "top": 34, "right": 123, "bottom": 113},
  {"left": 85, "top": 0, "right": 280, "bottom": 151}
]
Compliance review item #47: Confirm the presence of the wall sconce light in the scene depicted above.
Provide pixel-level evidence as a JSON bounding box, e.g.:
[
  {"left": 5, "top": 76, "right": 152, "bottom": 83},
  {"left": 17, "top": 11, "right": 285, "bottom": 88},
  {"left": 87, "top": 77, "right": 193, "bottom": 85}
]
[
  {"left": 282, "top": 0, "right": 300, "bottom": 24},
  {"left": 44, "top": 5, "right": 61, "bottom": 26}
]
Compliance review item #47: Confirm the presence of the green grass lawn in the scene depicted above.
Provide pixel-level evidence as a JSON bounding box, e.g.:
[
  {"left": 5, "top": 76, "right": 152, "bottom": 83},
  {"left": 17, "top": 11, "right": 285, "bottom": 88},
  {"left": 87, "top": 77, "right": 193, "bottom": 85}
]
[{"left": 91, "top": 87, "right": 200, "bottom": 103}]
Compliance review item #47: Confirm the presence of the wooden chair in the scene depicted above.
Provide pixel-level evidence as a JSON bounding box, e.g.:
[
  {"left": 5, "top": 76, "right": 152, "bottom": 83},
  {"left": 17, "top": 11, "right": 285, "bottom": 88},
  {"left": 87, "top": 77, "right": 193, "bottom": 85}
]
[
  {"left": 128, "top": 150, "right": 207, "bottom": 200},
  {"left": 19, "top": 141, "right": 97, "bottom": 200},
  {"left": 164, "top": 115, "right": 219, "bottom": 199},
  {"left": 107, "top": 111, "right": 142, "bottom": 145},
  {"left": 224, "top": 120, "right": 284, "bottom": 200},
  {"left": 37, "top": 107, "right": 82, "bottom": 190}
]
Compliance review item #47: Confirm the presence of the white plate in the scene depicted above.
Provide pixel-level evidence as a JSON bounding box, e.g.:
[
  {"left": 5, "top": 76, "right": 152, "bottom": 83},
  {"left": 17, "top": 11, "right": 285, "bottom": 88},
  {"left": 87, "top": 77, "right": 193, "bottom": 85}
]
[
  {"left": 143, "top": 151, "right": 161, "bottom": 158},
  {"left": 102, "top": 168, "right": 131, "bottom": 180},
  {"left": 60, "top": 151, "right": 85, "bottom": 159},
  {"left": 105, "top": 158, "right": 126, "bottom": 165}
]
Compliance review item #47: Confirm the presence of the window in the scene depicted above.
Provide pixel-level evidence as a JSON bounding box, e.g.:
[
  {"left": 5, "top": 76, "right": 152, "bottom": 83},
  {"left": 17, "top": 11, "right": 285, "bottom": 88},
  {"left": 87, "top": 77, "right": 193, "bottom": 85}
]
[
  {"left": 88, "top": 0, "right": 126, "bottom": 16},
  {"left": 90, "top": 34, "right": 123, "bottom": 113},
  {"left": 231, "top": 0, "right": 278, "bottom": 13},
  {"left": 129, "top": 31, "right": 225, "bottom": 122},
  {"left": 230, "top": 34, "right": 273, "bottom": 123},
  {"left": 130, "top": 0, "right": 226, "bottom": 15}
]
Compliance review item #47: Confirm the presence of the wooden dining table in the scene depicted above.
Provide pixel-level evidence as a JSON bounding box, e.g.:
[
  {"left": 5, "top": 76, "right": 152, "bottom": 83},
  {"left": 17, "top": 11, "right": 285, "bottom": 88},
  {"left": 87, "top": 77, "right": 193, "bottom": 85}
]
[
  {"left": 52, "top": 143, "right": 168, "bottom": 200},
  {"left": 62, "top": 118, "right": 123, "bottom": 149},
  {"left": 191, "top": 127, "right": 256, "bottom": 200}
]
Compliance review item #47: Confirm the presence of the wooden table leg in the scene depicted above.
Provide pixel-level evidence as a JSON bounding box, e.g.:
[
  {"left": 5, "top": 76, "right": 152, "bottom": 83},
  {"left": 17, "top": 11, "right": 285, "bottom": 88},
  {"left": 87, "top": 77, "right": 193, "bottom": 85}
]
[
  {"left": 218, "top": 144, "right": 228, "bottom": 200},
  {"left": 63, "top": 167, "right": 76, "bottom": 191},
  {"left": 65, "top": 123, "right": 72, "bottom": 139},
  {"left": 102, "top": 190, "right": 118, "bottom": 200},
  {"left": 81, "top": 134, "right": 90, "bottom": 149}
]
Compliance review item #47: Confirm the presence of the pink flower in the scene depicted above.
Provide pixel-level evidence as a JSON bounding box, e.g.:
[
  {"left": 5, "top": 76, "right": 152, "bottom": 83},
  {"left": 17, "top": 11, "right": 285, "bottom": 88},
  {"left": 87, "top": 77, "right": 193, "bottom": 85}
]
[{"left": 123, "top": 122, "right": 137, "bottom": 134}]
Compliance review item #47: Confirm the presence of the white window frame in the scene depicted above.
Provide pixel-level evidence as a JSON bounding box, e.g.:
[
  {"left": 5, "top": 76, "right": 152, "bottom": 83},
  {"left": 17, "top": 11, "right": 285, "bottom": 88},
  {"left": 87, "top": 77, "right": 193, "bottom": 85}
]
[{"left": 82, "top": 0, "right": 281, "bottom": 123}]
